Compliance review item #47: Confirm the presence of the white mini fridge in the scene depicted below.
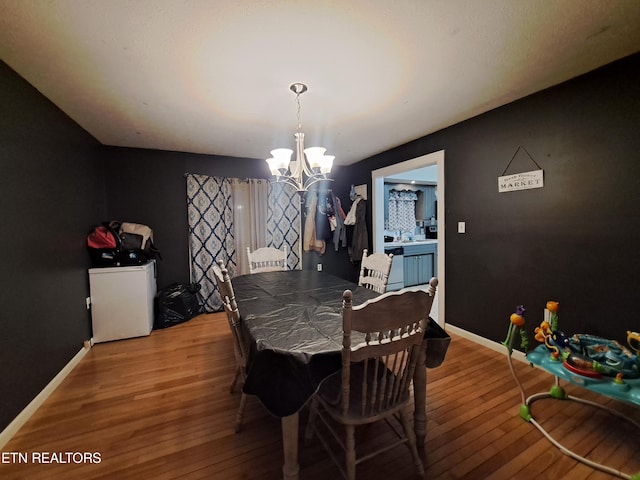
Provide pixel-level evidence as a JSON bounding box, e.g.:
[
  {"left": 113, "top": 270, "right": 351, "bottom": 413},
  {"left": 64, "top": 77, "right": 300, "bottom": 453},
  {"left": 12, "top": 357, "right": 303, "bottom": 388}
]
[{"left": 88, "top": 260, "right": 157, "bottom": 343}]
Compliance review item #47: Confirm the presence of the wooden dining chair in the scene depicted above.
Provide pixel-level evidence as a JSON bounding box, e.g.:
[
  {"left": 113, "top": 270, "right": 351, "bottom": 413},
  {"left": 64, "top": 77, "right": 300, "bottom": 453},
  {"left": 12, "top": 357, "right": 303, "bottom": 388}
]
[
  {"left": 246, "top": 246, "right": 288, "bottom": 273},
  {"left": 357, "top": 249, "right": 393, "bottom": 293},
  {"left": 212, "top": 260, "right": 249, "bottom": 432},
  {"left": 305, "top": 284, "right": 438, "bottom": 480}
]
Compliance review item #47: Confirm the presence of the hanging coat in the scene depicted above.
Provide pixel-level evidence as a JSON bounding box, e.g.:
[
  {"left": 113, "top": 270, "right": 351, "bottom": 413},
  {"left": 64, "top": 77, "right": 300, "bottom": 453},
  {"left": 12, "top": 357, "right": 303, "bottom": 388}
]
[
  {"left": 303, "top": 192, "right": 326, "bottom": 254},
  {"left": 315, "top": 189, "right": 333, "bottom": 241},
  {"left": 330, "top": 191, "right": 347, "bottom": 252},
  {"left": 350, "top": 199, "right": 368, "bottom": 262}
]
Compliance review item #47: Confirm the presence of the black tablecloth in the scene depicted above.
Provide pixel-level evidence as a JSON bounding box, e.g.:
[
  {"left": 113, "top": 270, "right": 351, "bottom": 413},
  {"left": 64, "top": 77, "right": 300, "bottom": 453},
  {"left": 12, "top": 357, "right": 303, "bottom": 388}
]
[{"left": 233, "top": 270, "right": 379, "bottom": 417}]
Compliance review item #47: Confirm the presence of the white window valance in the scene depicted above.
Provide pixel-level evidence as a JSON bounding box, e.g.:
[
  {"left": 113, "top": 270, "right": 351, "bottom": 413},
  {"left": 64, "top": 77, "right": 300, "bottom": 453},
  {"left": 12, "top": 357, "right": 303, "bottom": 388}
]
[{"left": 388, "top": 190, "right": 418, "bottom": 232}]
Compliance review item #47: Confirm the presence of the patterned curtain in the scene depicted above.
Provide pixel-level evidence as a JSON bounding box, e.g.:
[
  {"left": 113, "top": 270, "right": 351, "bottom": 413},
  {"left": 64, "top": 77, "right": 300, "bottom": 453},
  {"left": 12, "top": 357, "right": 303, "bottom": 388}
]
[
  {"left": 388, "top": 190, "right": 418, "bottom": 233},
  {"left": 267, "top": 182, "right": 302, "bottom": 270},
  {"left": 187, "top": 174, "right": 235, "bottom": 311},
  {"left": 186, "top": 174, "right": 301, "bottom": 312}
]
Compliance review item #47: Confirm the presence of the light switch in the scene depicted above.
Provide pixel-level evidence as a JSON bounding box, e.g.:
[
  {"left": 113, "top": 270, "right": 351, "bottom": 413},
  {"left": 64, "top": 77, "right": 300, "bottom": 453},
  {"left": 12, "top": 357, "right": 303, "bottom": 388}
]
[{"left": 458, "top": 222, "right": 466, "bottom": 234}]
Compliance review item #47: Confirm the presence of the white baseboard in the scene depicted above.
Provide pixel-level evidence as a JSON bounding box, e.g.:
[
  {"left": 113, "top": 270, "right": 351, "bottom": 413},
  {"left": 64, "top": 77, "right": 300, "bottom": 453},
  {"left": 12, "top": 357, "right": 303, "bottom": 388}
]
[
  {"left": 445, "top": 323, "right": 528, "bottom": 364},
  {"left": 0, "top": 344, "right": 90, "bottom": 450}
]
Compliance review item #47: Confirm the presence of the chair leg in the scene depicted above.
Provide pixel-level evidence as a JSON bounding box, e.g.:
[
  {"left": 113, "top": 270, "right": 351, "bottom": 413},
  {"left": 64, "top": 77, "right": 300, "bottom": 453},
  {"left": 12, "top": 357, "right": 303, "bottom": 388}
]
[
  {"left": 345, "top": 425, "right": 356, "bottom": 480},
  {"left": 230, "top": 365, "right": 241, "bottom": 393},
  {"left": 304, "top": 397, "right": 319, "bottom": 445},
  {"left": 399, "top": 409, "right": 424, "bottom": 476},
  {"left": 235, "top": 393, "right": 247, "bottom": 433}
]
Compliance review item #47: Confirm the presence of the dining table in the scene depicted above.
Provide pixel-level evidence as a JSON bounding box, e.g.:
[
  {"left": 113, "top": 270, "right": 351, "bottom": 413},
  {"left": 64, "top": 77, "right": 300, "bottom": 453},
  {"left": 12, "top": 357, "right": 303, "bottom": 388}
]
[{"left": 232, "top": 269, "right": 437, "bottom": 480}]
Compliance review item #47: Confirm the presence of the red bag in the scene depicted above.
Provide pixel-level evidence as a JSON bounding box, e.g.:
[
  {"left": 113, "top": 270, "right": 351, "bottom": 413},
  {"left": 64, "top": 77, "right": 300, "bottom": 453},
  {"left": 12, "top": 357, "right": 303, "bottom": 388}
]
[
  {"left": 87, "top": 223, "right": 123, "bottom": 266},
  {"left": 87, "top": 225, "right": 118, "bottom": 249}
]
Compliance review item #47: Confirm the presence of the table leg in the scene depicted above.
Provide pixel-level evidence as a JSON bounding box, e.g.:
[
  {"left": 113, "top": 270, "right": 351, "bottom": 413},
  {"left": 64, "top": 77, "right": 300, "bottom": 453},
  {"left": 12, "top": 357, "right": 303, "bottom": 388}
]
[
  {"left": 413, "top": 349, "right": 427, "bottom": 450},
  {"left": 282, "top": 413, "right": 300, "bottom": 480}
]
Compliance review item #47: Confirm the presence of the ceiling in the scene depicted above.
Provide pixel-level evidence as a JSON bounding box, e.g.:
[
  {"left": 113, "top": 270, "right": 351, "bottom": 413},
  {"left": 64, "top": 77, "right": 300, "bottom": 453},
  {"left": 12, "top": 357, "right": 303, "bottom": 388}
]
[{"left": 1, "top": 1, "right": 639, "bottom": 166}]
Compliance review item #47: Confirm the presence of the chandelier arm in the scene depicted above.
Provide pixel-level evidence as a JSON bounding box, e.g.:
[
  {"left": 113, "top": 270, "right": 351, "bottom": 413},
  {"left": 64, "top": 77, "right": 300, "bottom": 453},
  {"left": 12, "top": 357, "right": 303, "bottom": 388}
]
[
  {"left": 301, "top": 157, "right": 314, "bottom": 177},
  {"left": 288, "top": 155, "right": 302, "bottom": 182},
  {"left": 270, "top": 176, "right": 304, "bottom": 193},
  {"left": 303, "top": 176, "right": 333, "bottom": 191},
  {"left": 296, "top": 132, "right": 314, "bottom": 177}
]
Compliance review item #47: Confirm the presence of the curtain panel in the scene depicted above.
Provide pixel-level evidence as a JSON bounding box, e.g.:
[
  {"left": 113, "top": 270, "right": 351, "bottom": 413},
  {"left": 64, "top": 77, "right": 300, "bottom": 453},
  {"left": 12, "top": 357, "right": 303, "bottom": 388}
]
[
  {"left": 267, "top": 182, "right": 302, "bottom": 270},
  {"left": 187, "top": 174, "right": 235, "bottom": 311},
  {"left": 231, "top": 179, "right": 268, "bottom": 275}
]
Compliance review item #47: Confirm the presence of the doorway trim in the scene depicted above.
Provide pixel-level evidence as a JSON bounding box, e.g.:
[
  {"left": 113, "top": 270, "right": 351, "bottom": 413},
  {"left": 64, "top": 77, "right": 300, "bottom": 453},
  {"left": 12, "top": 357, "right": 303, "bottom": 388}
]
[{"left": 372, "top": 150, "right": 445, "bottom": 325}]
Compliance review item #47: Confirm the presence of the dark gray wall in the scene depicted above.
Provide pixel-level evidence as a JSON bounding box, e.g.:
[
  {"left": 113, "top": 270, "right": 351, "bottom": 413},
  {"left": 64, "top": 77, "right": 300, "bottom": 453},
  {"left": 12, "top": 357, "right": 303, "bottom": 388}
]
[
  {"left": 345, "top": 53, "right": 640, "bottom": 347},
  {"left": 100, "top": 147, "right": 272, "bottom": 290},
  {"left": 0, "top": 61, "right": 104, "bottom": 430}
]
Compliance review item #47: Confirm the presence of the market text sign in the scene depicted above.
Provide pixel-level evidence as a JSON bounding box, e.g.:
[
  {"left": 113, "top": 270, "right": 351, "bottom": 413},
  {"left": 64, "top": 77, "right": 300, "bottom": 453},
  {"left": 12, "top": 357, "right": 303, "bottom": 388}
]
[{"left": 498, "top": 169, "right": 544, "bottom": 193}]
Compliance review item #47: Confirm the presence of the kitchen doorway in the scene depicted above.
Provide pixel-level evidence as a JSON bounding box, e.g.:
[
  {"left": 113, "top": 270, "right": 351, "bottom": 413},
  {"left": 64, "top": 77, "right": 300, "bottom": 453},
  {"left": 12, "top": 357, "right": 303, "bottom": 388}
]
[{"left": 372, "top": 150, "right": 445, "bottom": 325}]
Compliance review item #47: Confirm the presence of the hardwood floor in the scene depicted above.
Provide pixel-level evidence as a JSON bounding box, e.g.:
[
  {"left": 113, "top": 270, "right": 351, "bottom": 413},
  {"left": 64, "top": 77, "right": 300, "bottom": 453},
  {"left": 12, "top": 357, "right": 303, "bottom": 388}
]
[{"left": 2, "top": 313, "right": 639, "bottom": 479}]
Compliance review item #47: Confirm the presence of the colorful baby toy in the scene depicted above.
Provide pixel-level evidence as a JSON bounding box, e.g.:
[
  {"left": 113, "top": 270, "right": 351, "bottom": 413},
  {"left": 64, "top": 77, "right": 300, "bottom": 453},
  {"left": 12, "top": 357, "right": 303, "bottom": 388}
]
[
  {"left": 531, "top": 303, "right": 639, "bottom": 379},
  {"left": 503, "top": 301, "right": 640, "bottom": 479}
]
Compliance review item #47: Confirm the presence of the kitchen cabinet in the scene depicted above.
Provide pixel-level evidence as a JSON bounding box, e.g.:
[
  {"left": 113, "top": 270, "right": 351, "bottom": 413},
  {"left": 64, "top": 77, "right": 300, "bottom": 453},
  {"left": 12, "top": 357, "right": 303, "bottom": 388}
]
[
  {"left": 415, "top": 185, "right": 436, "bottom": 221},
  {"left": 403, "top": 243, "right": 437, "bottom": 287}
]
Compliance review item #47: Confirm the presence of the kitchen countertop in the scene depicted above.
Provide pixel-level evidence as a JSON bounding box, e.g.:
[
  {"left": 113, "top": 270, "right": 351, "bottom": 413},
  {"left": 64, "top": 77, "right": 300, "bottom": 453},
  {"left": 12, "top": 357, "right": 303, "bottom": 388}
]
[{"left": 384, "top": 239, "right": 437, "bottom": 248}]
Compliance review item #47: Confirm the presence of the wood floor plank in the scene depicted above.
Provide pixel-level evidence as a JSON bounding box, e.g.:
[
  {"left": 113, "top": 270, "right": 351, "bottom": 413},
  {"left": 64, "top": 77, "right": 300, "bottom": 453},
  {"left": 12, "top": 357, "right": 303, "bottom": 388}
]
[{"left": 1, "top": 313, "right": 638, "bottom": 480}]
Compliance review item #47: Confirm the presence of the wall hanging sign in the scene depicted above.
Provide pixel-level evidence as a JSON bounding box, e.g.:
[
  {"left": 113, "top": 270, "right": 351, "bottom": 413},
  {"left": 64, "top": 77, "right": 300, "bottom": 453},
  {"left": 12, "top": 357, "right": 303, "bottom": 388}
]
[{"left": 498, "top": 145, "right": 544, "bottom": 193}]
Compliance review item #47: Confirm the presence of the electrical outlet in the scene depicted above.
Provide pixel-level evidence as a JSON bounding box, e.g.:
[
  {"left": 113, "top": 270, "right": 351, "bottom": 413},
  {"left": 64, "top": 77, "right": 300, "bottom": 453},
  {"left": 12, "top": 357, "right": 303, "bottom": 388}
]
[
  {"left": 85, "top": 297, "right": 91, "bottom": 310},
  {"left": 458, "top": 221, "right": 466, "bottom": 234},
  {"left": 317, "top": 263, "right": 322, "bottom": 272}
]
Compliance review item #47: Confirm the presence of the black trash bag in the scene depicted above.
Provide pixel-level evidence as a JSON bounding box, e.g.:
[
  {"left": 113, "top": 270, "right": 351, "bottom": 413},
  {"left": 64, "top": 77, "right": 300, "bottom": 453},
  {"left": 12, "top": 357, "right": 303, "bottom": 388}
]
[{"left": 155, "top": 283, "right": 204, "bottom": 329}]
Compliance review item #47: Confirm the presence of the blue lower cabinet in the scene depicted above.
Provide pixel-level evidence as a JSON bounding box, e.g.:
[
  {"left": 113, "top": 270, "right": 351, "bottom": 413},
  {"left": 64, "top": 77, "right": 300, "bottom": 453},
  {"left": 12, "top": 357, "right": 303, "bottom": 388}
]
[
  {"left": 403, "top": 254, "right": 432, "bottom": 286},
  {"left": 403, "top": 243, "right": 437, "bottom": 287}
]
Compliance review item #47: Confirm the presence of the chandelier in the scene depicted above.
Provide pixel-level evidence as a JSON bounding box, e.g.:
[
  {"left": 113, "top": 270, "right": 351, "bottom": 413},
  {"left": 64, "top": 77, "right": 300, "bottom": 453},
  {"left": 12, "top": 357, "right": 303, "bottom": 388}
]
[{"left": 265, "top": 83, "right": 334, "bottom": 193}]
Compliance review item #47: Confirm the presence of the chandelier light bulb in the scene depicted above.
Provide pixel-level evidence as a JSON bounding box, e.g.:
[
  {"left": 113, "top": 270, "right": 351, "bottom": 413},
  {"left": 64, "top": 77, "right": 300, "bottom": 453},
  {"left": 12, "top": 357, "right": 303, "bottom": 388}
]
[
  {"left": 320, "top": 155, "right": 334, "bottom": 174},
  {"left": 266, "top": 148, "right": 293, "bottom": 176},
  {"left": 303, "top": 147, "right": 327, "bottom": 170}
]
